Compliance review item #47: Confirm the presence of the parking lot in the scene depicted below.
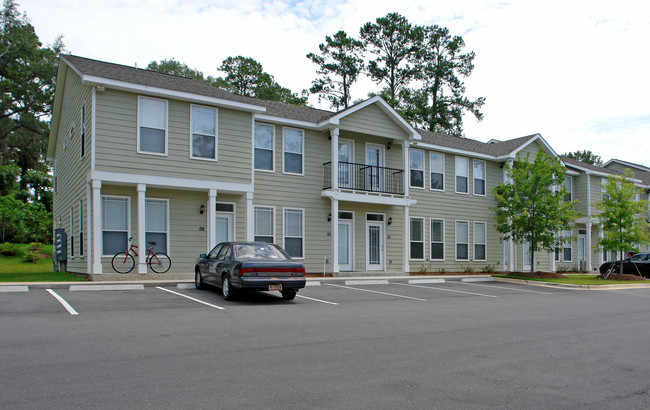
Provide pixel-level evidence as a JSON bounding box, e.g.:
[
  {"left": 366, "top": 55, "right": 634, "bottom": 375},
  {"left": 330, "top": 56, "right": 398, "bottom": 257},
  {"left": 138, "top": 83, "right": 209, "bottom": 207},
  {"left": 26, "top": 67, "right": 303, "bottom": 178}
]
[{"left": 2, "top": 279, "right": 650, "bottom": 409}]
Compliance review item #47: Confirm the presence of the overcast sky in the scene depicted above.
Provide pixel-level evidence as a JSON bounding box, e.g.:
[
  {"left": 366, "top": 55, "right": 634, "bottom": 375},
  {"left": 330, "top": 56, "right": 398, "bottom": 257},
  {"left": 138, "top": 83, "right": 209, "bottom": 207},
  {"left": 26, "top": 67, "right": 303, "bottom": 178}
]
[{"left": 23, "top": 0, "right": 650, "bottom": 166}]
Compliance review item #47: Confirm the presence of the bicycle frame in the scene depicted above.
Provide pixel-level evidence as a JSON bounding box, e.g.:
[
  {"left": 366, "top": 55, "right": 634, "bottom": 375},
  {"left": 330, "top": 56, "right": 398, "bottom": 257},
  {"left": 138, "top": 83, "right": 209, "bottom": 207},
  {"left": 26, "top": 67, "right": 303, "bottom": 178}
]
[{"left": 127, "top": 243, "right": 159, "bottom": 266}]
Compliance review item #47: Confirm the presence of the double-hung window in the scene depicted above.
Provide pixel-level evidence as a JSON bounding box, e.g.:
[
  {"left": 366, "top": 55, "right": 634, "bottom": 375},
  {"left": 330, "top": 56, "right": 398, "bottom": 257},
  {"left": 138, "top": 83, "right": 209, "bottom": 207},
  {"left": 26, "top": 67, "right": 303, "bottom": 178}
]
[
  {"left": 80, "top": 106, "right": 85, "bottom": 158},
  {"left": 79, "top": 199, "right": 84, "bottom": 257},
  {"left": 138, "top": 97, "right": 167, "bottom": 154},
  {"left": 430, "top": 219, "right": 444, "bottom": 260},
  {"left": 254, "top": 123, "right": 274, "bottom": 171},
  {"left": 284, "top": 208, "right": 304, "bottom": 258},
  {"left": 562, "top": 229, "right": 572, "bottom": 262},
  {"left": 473, "top": 160, "right": 486, "bottom": 196},
  {"left": 191, "top": 105, "right": 217, "bottom": 160},
  {"left": 283, "top": 128, "right": 304, "bottom": 174},
  {"left": 70, "top": 207, "right": 75, "bottom": 258},
  {"left": 102, "top": 196, "right": 129, "bottom": 255},
  {"left": 456, "top": 221, "right": 469, "bottom": 260},
  {"left": 474, "top": 222, "right": 486, "bottom": 261},
  {"left": 455, "top": 156, "right": 469, "bottom": 194},
  {"left": 254, "top": 206, "right": 274, "bottom": 243},
  {"left": 410, "top": 149, "right": 424, "bottom": 188},
  {"left": 410, "top": 217, "right": 424, "bottom": 260},
  {"left": 146, "top": 199, "right": 168, "bottom": 254},
  {"left": 563, "top": 176, "right": 573, "bottom": 202},
  {"left": 430, "top": 152, "right": 444, "bottom": 191}
]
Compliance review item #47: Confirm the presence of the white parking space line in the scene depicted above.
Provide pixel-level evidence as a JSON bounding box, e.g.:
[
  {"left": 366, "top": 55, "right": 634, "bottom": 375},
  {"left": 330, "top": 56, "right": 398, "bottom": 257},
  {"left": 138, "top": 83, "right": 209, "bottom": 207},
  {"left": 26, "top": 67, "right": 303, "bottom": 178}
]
[
  {"left": 391, "top": 282, "right": 497, "bottom": 298},
  {"left": 156, "top": 287, "right": 225, "bottom": 310},
  {"left": 458, "top": 282, "right": 554, "bottom": 294},
  {"left": 296, "top": 294, "right": 339, "bottom": 305},
  {"left": 46, "top": 289, "right": 79, "bottom": 315},
  {"left": 326, "top": 283, "right": 427, "bottom": 301}
]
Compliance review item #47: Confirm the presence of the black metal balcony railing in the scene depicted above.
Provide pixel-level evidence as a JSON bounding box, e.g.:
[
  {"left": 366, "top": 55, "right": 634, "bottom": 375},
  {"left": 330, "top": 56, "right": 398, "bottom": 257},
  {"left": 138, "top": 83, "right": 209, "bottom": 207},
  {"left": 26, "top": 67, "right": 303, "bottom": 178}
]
[{"left": 323, "top": 161, "right": 404, "bottom": 195}]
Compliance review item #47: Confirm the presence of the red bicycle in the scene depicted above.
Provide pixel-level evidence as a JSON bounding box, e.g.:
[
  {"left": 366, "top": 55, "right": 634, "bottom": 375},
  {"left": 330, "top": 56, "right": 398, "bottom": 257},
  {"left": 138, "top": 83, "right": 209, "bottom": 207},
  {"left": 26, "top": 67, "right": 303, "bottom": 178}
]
[{"left": 111, "top": 237, "right": 171, "bottom": 273}]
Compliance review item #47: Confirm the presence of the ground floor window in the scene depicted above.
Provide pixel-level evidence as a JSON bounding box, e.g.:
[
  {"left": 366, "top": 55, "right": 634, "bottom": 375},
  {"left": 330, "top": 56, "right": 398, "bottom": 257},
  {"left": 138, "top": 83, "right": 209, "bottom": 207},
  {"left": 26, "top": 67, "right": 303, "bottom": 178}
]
[
  {"left": 474, "top": 222, "right": 486, "bottom": 261},
  {"left": 562, "top": 230, "right": 572, "bottom": 262},
  {"left": 254, "top": 206, "right": 274, "bottom": 243},
  {"left": 283, "top": 208, "right": 304, "bottom": 258},
  {"left": 410, "top": 217, "right": 424, "bottom": 260},
  {"left": 102, "top": 196, "right": 129, "bottom": 255},
  {"left": 146, "top": 199, "right": 168, "bottom": 254},
  {"left": 456, "top": 221, "right": 469, "bottom": 260},
  {"left": 430, "top": 219, "right": 444, "bottom": 260}
]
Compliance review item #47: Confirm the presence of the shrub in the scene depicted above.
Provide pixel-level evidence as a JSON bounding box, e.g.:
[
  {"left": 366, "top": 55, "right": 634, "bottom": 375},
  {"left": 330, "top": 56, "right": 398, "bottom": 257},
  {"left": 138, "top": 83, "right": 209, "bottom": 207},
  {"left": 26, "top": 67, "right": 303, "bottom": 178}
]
[
  {"left": 0, "top": 242, "right": 19, "bottom": 256},
  {"left": 556, "top": 266, "right": 568, "bottom": 273},
  {"left": 437, "top": 268, "right": 447, "bottom": 274},
  {"left": 23, "top": 250, "right": 40, "bottom": 263},
  {"left": 481, "top": 265, "right": 496, "bottom": 273},
  {"left": 417, "top": 264, "right": 429, "bottom": 274},
  {"left": 28, "top": 242, "right": 42, "bottom": 252},
  {"left": 461, "top": 265, "right": 475, "bottom": 273}
]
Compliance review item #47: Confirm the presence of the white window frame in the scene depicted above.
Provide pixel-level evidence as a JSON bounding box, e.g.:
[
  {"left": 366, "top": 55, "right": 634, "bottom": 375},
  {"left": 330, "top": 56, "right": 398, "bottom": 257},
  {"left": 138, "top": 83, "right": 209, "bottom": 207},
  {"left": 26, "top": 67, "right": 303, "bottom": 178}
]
[
  {"left": 409, "top": 149, "right": 425, "bottom": 189},
  {"left": 254, "top": 206, "right": 275, "bottom": 243},
  {"left": 137, "top": 96, "right": 168, "bottom": 156},
  {"left": 80, "top": 105, "right": 85, "bottom": 158},
  {"left": 283, "top": 208, "right": 305, "bottom": 259},
  {"left": 455, "top": 220, "right": 470, "bottom": 261},
  {"left": 282, "top": 127, "right": 304, "bottom": 175},
  {"left": 79, "top": 199, "right": 84, "bottom": 257},
  {"left": 101, "top": 195, "right": 131, "bottom": 257},
  {"left": 564, "top": 175, "right": 573, "bottom": 202},
  {"left": 189, "top": 104, "right": 218, "bottom": 161},
  {"left": 215, "top": 202, "right": 236, "bottom": 243},
  {"left": 145, "top": 198, "right": 170, "bottom": 255},
  {"left": 562, "top": 229, "right": 572, "bottom": 262},
  {"left": 455, "top": 156, "right": 469, "bottom": 194},
  {"left": 409, "top": 217, "right": 425, "bottom": 261},
  {"left": 70, "top": 207, "right": 75, "bottom": 258},
  {"left": 430, "top": 218, "right": 445, "bottom": 261},
  {"left": 254, "top": 122, "right": 275, "bottom": 172},
  {"left": 473, "top": 160, "right": 486, "bottom": 196},
  {"left": 473, "top": 221, "right": 487, "bottom": 261},
  {"left": 429, "top": 152, "right": 445, "bottom": 192}
]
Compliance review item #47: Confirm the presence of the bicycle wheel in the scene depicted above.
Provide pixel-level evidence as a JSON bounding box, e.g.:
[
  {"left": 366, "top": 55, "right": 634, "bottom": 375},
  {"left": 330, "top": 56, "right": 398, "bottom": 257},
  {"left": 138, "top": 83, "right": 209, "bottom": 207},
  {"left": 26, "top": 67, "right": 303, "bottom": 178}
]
[
  {"left": 112, "top": 252, "right": 135, "bottom": 273},
  {"left": 149, "top": 252, "right": 171, "bottom": 273}
]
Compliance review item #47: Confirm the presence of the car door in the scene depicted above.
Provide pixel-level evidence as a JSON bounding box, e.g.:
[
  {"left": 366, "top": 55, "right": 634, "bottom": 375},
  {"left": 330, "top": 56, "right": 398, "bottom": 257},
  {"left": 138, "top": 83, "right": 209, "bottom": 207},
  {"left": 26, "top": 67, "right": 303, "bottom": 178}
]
[
  {"left": 641, "top": 253, "right": 650, "bottom": 277},
  {"left": 214, "top": 243, "right": 232, "bottom": 284},
  {"left": 204, "top": 244, "right": 223, "bottom": 285}
]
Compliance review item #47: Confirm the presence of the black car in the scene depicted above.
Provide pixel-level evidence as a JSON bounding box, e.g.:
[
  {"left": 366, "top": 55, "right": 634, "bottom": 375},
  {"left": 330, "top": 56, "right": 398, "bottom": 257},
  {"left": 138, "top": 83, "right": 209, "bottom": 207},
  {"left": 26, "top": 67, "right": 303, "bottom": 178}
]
[
  {"left": 195, "top": 242, "right": 306, "bottom": 300},
  {"left": 599, "top": 252, "right": 650, "bottom": 277}
]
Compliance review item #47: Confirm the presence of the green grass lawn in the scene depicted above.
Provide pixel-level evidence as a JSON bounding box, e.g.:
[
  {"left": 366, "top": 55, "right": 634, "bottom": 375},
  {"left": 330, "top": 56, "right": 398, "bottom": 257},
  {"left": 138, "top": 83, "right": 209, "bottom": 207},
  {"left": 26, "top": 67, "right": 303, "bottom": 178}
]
[
  {"left": 0, "top": 244, "right": 86, "bottom": 282},
  {"left": 494, "top": 274, "right": 646, "bottom": 286}
]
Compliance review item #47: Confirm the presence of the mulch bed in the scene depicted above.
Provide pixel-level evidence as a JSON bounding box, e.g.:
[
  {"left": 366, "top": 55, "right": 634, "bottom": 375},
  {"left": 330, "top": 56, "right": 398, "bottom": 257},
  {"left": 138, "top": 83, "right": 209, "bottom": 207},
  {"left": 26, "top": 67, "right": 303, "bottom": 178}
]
[
  {"left": 503, "top": 271, "right": 566, "bottom": 279},
  {"left": 596, "top": 273, "right": 645, "bottom": 281}
]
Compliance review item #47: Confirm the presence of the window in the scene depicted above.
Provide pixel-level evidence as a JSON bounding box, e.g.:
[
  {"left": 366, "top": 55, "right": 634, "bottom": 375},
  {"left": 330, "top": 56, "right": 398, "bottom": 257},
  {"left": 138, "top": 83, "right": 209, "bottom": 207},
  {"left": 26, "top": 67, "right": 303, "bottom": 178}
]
[
  {"left": 410, "top": 149, "right": 424, "bottom": 188},
  {"left": 474, "top": 222, "right": 486, "bottom": 260},
  {"left": 455, "top": 156, "right": 469, "bottom": 194},
  {"left": 601, "top": 178, "right": 610, "bottom": 200},
  {"left": 283, "top": 127, "right": 304, "bottom": 174},
  {"left": 80, "top": 106, "right": 85, "bottom": 158},
  {"left": 430, "top": 219, "right": 444, "bottom": 260},
  {"left": 102, "top": 197, "right": 128, "bottom": 255},
  {"left": 146, "top": 199, "right": 168, "bottom": 254},
  {"left": 456, "top": 221, "right": 469, "bottom": 260},
  {"left": 430, "top": 152, "right": 444, "bottom": 191},
  {"left": 473, "top": 160, "right": 486, "bottom": 195},
  {"left": 563, "top": 176, "right": 572, "bottom": 202},
  {"left": 70, "top": 207, "right": 75, "bottom": 258},
  {"left": 410, "top": 217, "right": 424, "bottom": 260},
  {"left": 254, "top": 206, "right": 274, "bottom": 243},
  {"left": 284, "top": 208, "right": 304, "bottom": 258},
  {"left": 138, "top": 97, "right": 167, "bottom": 154},
  {"left": 191, "top": 105, "right": 217, "bottom": 160},
  {"left": 562, "top": 229, "right": 572, "bottom": 262},
  {"left": 79, "top": 199, "right": 84, "bottom": 256},
  {"left": 254, "top": 123, "right": 274, "bottom": 170}
]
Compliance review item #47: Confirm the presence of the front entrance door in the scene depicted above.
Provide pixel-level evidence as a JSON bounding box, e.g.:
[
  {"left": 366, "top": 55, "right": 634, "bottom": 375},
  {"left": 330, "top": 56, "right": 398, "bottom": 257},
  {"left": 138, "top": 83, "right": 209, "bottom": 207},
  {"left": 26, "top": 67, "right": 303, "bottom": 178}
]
[
  {"left": 338, "top": 220, "right": 353, "bottom": 271},
  {"left": 366, "top": 221, "right": 384, "bottom": 271},
  {"left": 523, "top": 241, "right": 531, "bottom": 271},
  {"left": 216, "top": 213, "right": 233, "bottom": 244},
  {"left": 578, "top": 235, "right": 586, "bottom": 262}
]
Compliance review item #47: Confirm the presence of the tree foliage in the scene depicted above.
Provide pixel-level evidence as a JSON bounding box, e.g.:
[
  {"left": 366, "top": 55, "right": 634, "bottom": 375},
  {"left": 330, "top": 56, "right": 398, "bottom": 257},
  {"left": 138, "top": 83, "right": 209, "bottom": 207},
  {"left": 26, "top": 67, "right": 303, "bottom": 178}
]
[
  {"left": 146, "top": 58, "right": 205, "bottom": 81},
  {"left": 564, "top": 150, "right": 603, "bottom": 166},
  {"left": 307, "top": 30, "right": 365, "bottom": 110},
  {"left": 594, "top": 170, "right": 650, "bottom": 273},
  {"left": 492, "top": 150, "right": 579, "bottom": 272}
]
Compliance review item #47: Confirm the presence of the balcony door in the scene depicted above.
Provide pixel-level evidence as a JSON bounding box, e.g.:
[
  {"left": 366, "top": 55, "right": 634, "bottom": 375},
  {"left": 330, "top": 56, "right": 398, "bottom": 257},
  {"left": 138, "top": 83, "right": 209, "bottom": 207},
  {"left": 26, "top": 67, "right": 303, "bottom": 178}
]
[
  {"left": 338, "top": 139, "right": 354, "bottom": 189},
  {"left": 366, "top": 143, "right": 385, "bottom": 192}
]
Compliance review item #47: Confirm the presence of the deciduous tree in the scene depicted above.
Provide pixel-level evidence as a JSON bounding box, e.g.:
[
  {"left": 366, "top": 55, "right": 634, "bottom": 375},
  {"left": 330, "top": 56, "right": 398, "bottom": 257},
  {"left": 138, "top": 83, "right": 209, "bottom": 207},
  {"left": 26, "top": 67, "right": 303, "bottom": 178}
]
[{"left": 564, "top": 150, "right": 603, "bottom": 166}]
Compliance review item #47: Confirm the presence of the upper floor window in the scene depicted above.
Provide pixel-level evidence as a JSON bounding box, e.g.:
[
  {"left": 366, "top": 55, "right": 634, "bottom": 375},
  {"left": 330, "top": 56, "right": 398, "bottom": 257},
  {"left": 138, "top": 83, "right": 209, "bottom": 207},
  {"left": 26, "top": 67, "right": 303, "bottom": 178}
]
[
  {"left": 191, "top": 105, "right": 217, "bottom": 160},
  {"left": 410, "top": 149, "right": 424, "bottom": 188},
  {"left": 430, "top": 152, "right": 444, "bottom": 191},
  {"left": 563, "top": 176, "right": 572, "bottom": 202},
  {"left": 455, "top": 156, "right": 469, "bottom": 194},
  {"left": 473, "top": 160, "right": 486, "bottom": 196},
  {"left": 283, "top": 127, "right": 304, "bottom": 175},
  {"left": 254, "top": 123, "right": 274, "bottom": 171},
  {"left": 80, "top": 105, "right": 85, "bottom": 158},
  {"left": 138, "top": 97, "right": 167, "bottom": 155}
]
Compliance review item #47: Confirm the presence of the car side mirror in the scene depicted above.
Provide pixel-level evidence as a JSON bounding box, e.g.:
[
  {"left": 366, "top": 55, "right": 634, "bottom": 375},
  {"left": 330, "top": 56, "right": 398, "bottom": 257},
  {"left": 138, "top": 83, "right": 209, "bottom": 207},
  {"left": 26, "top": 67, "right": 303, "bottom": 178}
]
[{"left": 199, "top": 253, "right": 206, "bottom": 259}]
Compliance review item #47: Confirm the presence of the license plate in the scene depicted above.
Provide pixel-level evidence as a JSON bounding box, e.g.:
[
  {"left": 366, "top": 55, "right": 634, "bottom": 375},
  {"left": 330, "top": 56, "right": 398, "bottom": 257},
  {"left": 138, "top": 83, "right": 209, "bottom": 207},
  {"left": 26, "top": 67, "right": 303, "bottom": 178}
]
[{"left": 269, "top": 284, "right": 282, "bottom": 291}]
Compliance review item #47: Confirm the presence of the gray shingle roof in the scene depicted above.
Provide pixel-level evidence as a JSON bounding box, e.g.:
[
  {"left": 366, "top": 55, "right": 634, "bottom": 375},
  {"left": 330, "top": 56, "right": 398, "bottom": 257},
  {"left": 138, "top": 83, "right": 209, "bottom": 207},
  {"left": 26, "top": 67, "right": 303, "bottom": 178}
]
[
  {"left": 418, "top": 129, "right": 538, "bottom": 157},
  {"left": 559, "top": 155, "right": 622, "bottom": 176}
]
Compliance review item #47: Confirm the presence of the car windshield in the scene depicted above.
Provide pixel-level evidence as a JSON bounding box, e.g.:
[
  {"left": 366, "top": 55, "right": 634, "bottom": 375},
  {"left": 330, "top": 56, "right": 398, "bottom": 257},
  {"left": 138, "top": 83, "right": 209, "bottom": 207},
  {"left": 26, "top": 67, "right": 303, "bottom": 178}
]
[
  {"left": 234, "top": 243, "right": 288, "bottom": 260},
  {"left": 630, "top": 253, "right": 648, "bottom": 261}
]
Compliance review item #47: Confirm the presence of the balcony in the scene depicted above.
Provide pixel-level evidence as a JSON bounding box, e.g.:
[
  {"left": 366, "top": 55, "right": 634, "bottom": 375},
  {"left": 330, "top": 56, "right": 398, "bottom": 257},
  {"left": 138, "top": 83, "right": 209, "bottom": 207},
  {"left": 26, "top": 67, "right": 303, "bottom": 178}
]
[{"left": 323, "top": 161, "right": 404, "bottom": 195}]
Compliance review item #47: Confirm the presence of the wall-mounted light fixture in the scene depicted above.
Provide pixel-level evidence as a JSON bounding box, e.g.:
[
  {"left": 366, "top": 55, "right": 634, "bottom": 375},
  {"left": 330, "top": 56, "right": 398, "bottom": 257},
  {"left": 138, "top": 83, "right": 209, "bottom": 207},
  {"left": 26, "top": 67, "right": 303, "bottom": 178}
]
[
  {"left": 200, "top": 204, "right": 205, "bottom": 215},
  {"left": 327, "top": 213, "right": 332, "bottom": 222},
  {"left": 388, "top": 217, "right": 393, "bottom": 225},
  {"left": 386, "top": 140, "right": 392, "bottom": 150}
]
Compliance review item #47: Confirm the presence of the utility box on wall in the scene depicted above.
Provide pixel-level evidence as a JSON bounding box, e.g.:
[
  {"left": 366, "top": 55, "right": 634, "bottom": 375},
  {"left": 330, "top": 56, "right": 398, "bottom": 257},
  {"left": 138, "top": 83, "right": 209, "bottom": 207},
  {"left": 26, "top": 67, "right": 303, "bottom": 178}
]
[{"left": 54, "top": 228, "right": 67, "bottom": 262}]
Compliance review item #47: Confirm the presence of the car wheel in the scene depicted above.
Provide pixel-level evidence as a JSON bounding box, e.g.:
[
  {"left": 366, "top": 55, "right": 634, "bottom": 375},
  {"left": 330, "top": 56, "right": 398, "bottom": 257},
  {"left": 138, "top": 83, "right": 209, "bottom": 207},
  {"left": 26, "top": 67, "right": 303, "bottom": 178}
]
[
  {"left": 222, "top": 275, "right": 235, "bottom": 301},
  {"left": 281, "top": 289, "right": 297, "bottom": 300},
  {"left": 195, "top": 269, "right": 205, "bottom": 290}
]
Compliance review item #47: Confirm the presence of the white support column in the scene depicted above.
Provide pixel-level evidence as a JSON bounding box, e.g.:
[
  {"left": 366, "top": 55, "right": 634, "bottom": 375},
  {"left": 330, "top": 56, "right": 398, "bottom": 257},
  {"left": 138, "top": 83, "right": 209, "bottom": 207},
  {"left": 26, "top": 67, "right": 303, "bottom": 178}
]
[
  {"left": 91, "top": 180, "right": 102, "bottom": 274},
  {"left": 137, "top": 184, "right": 147, "bottom": 274},
  {"left": 330, "top": 127, "right": 339, "bottom": 190},
  {"left": 598, "top": 224, "right": 604, "bottom": 263},
  {"left": 207, "top": 189, "right": 217, "bottom": 252},
  {"left": 331, "top": 199, "right": 339, "bottom": 273},
  {"left": 86, "top": 182, "right": 92, "bottom": 274},
  {"left": 550, "top": 251, "right": 556, "bottom": 272},
  {"left": 403, "top": 205, "right": 410, "bottom": 273},
  {"left": 246, "top": 192, "right": 254, "bottom": 241},
  {"left": 586, "top": 222, "right": 592, "bottom": 271},
  {"left": 402, "top": 141, "right": 409, "bottom": 197}
]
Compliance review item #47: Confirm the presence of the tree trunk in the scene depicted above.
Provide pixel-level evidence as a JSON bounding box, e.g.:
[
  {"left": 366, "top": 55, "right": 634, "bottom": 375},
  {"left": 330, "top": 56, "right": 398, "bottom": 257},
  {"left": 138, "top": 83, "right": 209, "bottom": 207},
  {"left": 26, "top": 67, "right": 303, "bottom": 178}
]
[{"left": 530, "top": 241, "right": 535, "bottom": 273}]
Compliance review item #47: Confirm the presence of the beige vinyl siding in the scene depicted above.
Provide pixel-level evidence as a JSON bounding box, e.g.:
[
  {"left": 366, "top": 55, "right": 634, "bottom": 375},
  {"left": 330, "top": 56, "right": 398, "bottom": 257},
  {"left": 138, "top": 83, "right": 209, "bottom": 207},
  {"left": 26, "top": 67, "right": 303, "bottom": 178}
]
[
  {"left": 573, "top": 172, "right": 588, "bottom": 217},
  {"left": 339, "top": 103, "right": 408, "bottom": 140},
  {"left": 52, "top": 68, "right": 92, "bottom": 274},
  {"left": 94, "top": 89, "right": 252, "bottom": 184},
  {"left": 516, "top": 140, "right": 545, "bottom": 159},
  {"left": 604, "top": 163, "right": 630, "bottom": 174}
]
